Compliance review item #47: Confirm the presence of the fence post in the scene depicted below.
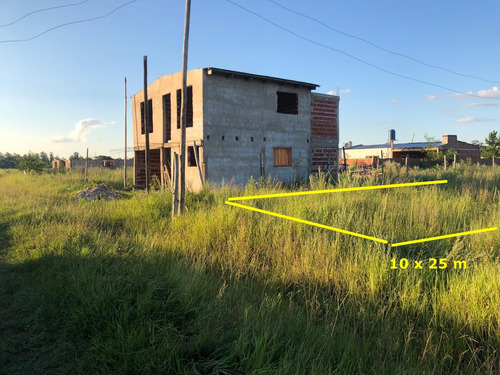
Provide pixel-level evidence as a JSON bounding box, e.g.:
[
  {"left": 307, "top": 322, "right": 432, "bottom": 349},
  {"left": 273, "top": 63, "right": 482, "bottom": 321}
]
[
  {"left": 453, "top": 153, "right": 456, "bottom": 168},
  {"left": 443, "top": 155, "right": 447, "bottom": 171},
  {"left": 380, "top": 151, "right": 384, "bottom": 183}
]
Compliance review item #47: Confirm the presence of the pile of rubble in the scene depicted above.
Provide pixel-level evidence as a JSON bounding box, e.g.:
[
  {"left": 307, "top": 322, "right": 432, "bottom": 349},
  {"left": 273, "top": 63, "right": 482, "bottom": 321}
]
[{"left": 75, "top": 184, "right": 119, "bottom": 201}]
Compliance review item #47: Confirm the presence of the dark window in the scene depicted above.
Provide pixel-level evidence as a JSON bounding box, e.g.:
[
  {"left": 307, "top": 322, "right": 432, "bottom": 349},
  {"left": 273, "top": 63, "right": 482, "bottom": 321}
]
[
  {"left": 176, "top": 86, "right": 193, "bottom": 129},
  {"left": 187, "top": 86, "right": 193, "bottom": 127},
  {"left": 140, "top": 102, "right": 144, "bottom": 134},
  {"left": 187, "top": 146, "right": 198, "bottom": 167},
  {"left": 274, "top": 148, "right": 292, "bottom": 167},
  {"left": 163, "top": 94, "right": 171, "bottom": 142},
  {"left": 140, "top": 100, "right": 153, "bottom": 134},
  {"left": 277, "top": 92, "right": 298, "bottom": 114}
]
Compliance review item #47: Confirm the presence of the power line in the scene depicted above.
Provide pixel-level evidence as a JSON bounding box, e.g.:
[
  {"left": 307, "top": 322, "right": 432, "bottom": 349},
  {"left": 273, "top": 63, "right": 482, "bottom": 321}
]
[
  {"left": 269, "top": 0, "right": 500, "bottom": 85},
  {"left": 224, "top": 0, "right": 500, "bottom": 100},
  {"left": 0, "top": 0, "right": 138, "bottom": 44},
  {"left": 0, "top": 0, "right": 91, "bottom": 28}
]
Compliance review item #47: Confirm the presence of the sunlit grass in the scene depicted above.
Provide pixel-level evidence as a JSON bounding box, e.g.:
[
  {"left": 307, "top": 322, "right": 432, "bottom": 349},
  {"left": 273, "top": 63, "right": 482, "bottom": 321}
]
[{"left": 0, "top": 164, "right": 499, "bottom": 374}]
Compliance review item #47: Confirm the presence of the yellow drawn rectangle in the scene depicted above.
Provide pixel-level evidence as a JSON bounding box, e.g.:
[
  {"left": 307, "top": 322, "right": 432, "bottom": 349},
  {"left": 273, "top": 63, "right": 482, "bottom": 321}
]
[
  {"left": 225, "top": 180, "right": 497, "bottom": 247},
  {"left": 225, "top": 201, "right": 388, "bottom": 244},
  {"left": 391, "top": 227, "right": 498, "bottom": 247},
  {"left": 227, "top": 180, "right": 448, "bottom": 201}
]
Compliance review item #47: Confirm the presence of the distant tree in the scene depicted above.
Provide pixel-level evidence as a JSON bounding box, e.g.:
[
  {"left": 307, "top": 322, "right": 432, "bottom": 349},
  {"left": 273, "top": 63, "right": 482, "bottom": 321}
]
[
  {"left": 49, "top": 152, "right": 54, "bottom": 162},
  {"left": 471, "top": 140, "right": 482, "bottom": 147},
  {"left": 424, "top": 134, "right": 440, "bottom": 162},
  {"left": 0, "top": 152, "right": 20, "bottom": 169},
  {"left": 482, "top": 131, "right": 500, "bottom": 158},
  {"left": 94, "top": 155, "right": 113, "bottom": 160},
  {"left": 18, "top": 152, "right": 46, "bottom": 173},
  {"left": 69, "top": 152, "right": 84, "bottom": 160},
  {"left": 39, "top": 151, "right": 50, "bottom": 166}
]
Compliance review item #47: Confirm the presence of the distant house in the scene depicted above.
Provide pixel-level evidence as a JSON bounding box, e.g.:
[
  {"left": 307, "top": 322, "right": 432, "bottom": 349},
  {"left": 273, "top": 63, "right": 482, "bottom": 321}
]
[
  {"left": 131, "top": 67, "right": 340, "bottom": 190},
  {"left": 342, "top": 134, "right": 481, "bottom": 163},
  {"left": 52, "top": 159, "right": 133, "bottom": 169}
]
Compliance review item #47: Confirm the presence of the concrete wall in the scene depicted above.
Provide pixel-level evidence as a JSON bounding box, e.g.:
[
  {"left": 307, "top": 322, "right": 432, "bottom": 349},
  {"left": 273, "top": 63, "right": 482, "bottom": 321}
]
[
  {"left": 132, "top": 69, "right": 205, "bottom": 190},
  {"left": 344, "top": 146, "right": 391, "bottom": 159},
  {"left": 202, "top": 71, "right": 312, "bottom": 185}
]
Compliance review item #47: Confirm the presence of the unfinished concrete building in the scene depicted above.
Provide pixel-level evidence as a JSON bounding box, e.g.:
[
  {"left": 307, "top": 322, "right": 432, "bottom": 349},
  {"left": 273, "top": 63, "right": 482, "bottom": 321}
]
[{"left": 132, "top": 68, "right": 339, "bottom": 190}]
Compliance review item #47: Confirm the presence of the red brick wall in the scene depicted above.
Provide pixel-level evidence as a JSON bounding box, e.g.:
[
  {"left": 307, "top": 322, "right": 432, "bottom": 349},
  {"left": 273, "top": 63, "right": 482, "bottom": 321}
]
[
  {"left": 456, "top": 141, "right": 481, "bottom": 162},
  {"left": 312, "top": 148, "right": 337, "bottom": 172},
  {"left": 134, "top": 149, "right": 162, "bottom": 188},
  {"left": 311, "top": 95, "right": 338, "bottom": 138},
  {"left": 135, "top": 150, "right": 146, "bottom": 188},
  {"left": 310, "top": 94, "right": 339, "bottom": 174}
]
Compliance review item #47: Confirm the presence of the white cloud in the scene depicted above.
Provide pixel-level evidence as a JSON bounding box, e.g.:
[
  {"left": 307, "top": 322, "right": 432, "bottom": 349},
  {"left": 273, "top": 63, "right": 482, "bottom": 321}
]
[
  {"left": 48, "top": 119, "right": 113, "bottom": 143},
  {"left": 462, "top": 102, "right": 498, "bottom": 108},
  {"left": 477, "top": 86, "right": 500, "bottom": 98},
  {"left": 425, "top": 94, "right": 437, "bottom": 101},
  {"left": 453, "top": 86, "right": 500, "bottom": 99},
  {"left": 327, "top": 89, "right": 350, "bottom": 95},
  {"left": 455, "top": 117, "right": 497, "bottom": 124}
]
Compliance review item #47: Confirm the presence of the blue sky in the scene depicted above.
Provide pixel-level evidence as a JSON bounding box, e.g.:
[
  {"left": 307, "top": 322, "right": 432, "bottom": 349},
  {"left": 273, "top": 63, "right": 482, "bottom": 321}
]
[{"left": 0, "top": 0, "right": 498, "bottom": 159}]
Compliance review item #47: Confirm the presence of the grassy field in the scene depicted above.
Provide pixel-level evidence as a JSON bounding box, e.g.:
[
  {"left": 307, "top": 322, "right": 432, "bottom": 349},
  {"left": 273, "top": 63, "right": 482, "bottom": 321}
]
[{"left": 0, "top": 165, "right": 499, "bottom": 374}]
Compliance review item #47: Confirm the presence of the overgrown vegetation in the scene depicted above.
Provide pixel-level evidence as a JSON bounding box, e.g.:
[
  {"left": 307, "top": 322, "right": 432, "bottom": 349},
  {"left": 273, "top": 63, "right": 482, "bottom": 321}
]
[{"left": 0, "top": 165, "right": 499, "bottom": 374}]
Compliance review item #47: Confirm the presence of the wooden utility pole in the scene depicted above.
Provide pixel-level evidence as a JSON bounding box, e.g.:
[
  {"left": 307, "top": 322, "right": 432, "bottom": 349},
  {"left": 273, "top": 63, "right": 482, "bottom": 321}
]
[
  {"left": 85, "top": 148, "right": 89, "bottom": 181},
  {"left": 342, "top": 147, "right": 347, "bottom": 172},
  {"left": 178, "top": 0, "right": 191, "bottom": 215},
  {"left": 124, "top": 77, "right": 128, "bottom": 189},
  {"left": 172, "top": 152, "right": 179, "bottom": 218},
  {"left": 144, "top": 56, "right": 151, "bottom": 193}
]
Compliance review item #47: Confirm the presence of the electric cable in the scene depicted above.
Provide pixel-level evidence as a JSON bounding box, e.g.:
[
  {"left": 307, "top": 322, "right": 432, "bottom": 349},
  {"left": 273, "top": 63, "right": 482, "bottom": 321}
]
[
  {"left": 0, "top": 0, "right": 91, "bottom": 28},
  {"left": 0, "top": 0, "right": 138, "bottom": 44},
  {"left": 269, "top": 0, "right": 500, "bottom": 85},
  {"left": 224, "top": 0, "right": 499, "bottom": 100}
]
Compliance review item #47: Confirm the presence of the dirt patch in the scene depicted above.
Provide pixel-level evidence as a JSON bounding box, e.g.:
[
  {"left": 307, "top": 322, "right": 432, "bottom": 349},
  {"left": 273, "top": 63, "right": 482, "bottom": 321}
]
[{"left": 75, "top": 184, "right": 119, "bottom": 201}]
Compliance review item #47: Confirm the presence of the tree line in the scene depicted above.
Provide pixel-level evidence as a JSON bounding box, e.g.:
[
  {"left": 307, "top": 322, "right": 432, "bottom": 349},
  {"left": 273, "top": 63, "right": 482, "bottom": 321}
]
[{"left": 0, "top": 151, "right": 116, "bottom": 172}]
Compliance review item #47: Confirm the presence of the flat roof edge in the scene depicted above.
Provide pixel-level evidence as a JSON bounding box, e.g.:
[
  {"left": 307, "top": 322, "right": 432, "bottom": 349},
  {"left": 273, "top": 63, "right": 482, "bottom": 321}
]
[{"left": 205, "top": 67, "right": 319, "bottom": 89}]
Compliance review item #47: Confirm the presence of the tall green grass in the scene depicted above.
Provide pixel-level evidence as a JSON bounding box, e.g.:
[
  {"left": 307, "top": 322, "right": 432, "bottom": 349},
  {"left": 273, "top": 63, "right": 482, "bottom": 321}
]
[{"left": 0, "top": 164, "right": 499, "bottom": 374}]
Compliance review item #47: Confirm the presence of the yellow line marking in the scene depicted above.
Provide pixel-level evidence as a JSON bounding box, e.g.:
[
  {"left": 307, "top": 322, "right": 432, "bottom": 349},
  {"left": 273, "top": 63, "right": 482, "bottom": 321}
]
[
  {"left": 391, "top": 227, "right": 498, "bottom": 247},
  {"left": 227, "top": 180, "right": 448, "bottom": 201},
  {"left": 225, "top": 201, "right": 388, "bottom": 244}
]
